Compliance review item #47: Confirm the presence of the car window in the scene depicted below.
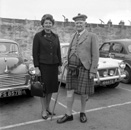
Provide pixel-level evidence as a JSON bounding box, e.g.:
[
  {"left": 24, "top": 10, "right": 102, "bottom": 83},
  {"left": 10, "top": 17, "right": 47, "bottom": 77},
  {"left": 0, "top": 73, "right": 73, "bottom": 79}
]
[
  {"left": 0, "top": 44, "right": 7, "bottom": 53},
  {"left": 128, "top": 45, "right": 131, "bottom": 53},
  {"left": 10, "top": 44, "right": 19, "bottom": 53},
  {"left": 111, "top": 43, "right": 123, "bottom": 53},
  {"left": 100, "top": 43, "right": 110, "bottom": 52},
  {"left": 0, "top": 42, "right": 19, "bottom": 54}
]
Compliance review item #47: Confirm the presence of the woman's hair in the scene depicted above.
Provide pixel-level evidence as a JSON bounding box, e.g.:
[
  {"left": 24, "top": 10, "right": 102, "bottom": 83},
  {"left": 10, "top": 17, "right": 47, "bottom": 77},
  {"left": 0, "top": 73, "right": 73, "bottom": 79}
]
[{"left": 41, "top": 14, "right": 55, "bottom": 26}]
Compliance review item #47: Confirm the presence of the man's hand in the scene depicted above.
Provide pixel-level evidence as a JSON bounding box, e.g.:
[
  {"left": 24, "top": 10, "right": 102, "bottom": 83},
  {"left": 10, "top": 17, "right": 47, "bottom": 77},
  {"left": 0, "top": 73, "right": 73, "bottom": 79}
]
[
  {"left": 58, "top": 66, "right": 62, "bottom": 75},
  {"left": 63, "top": 60, "right": 68, "bottom": 67},
  {"left": 89, "top": 72, "right": 96, "bottom": 79}
]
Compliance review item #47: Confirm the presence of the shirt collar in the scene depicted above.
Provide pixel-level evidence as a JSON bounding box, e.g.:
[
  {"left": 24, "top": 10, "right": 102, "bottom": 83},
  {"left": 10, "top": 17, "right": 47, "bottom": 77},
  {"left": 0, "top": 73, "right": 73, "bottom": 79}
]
[{"left": 77, "top": 29, "right": 86, "bottom": 36}]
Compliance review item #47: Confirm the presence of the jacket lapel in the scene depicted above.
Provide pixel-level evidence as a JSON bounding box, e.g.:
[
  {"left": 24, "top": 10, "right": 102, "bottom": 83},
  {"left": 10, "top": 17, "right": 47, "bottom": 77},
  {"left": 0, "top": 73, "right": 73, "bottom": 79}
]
[
  {"left": 67, "top": 33, "right": 77, "bottom": 59},
  {"left": 68, "top": 33, "right": 76, "bottom": 52},
  {"left": 78, "top": 30, "right": 89, "bottom": 45}
]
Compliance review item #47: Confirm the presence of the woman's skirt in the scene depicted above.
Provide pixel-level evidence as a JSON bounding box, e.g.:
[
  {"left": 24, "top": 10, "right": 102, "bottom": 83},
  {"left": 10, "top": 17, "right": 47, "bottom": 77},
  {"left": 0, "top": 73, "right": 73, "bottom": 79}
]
[
  {"left": 66, "top": 54, "right": 94, "bottom": 95},
  {"left": 39, "top": 63, "right": 58, "bottom": 94}
]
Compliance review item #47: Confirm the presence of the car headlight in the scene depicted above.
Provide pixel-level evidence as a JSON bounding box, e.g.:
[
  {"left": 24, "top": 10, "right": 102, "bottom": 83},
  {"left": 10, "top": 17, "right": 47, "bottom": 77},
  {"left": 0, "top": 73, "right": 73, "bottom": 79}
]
[
  {"left": 109, "top": 70, "right": 114, "bottom": 76},
  {"left": 119, "top": 62, "right": 126, "bottom": 69},
  {"left": 29, "top": 64, "right": 36, "bottom": 75},
  {"left": 103, "top": 71, "right": 108, "bottom": 77}
]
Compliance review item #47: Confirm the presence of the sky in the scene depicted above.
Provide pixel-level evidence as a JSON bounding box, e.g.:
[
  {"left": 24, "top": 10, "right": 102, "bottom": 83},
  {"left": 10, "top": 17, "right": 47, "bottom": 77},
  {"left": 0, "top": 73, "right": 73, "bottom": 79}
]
[{"left": 0, "top": 0, "right": 131, "bottom": 25}]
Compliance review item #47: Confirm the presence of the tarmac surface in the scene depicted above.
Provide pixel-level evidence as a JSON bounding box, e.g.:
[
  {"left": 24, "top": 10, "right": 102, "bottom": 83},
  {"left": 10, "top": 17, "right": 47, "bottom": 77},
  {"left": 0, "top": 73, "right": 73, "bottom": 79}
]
[{"left": 0, "top": 83, "right": 131, "bottom": 130}]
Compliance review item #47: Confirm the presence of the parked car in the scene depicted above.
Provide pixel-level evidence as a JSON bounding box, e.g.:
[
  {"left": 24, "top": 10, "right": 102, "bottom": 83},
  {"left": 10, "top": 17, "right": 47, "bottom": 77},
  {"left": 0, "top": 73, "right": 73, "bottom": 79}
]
[
  {"left": 99, "top": 39, "right": 131, "bottom": 84},
  {"left": 0, "top": 39, "right": 33, "bottom": 98},
  {"left": 58, "top": 43, "right": 126, "bottom": 88}
]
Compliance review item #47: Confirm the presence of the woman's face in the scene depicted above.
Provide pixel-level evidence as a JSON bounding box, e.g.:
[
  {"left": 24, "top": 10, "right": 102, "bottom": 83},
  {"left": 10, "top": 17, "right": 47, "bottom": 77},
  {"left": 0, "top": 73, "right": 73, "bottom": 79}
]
[{"left": 43, "top": 19, "right": 53, "bottom": 31}]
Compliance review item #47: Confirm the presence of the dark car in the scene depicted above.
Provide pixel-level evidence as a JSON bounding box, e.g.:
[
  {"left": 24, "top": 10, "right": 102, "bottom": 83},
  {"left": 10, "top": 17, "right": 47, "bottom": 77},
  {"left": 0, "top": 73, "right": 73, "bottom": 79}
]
[
  {"left": 99, "top": 39, "right": 131, "bottom": 84},
  {"left": 0, "top": 39, "right": 33, "bottom": 98}
]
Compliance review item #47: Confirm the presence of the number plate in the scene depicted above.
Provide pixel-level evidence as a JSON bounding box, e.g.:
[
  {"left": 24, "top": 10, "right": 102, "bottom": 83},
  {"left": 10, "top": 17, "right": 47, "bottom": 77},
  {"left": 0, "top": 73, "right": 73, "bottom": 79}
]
[
  {"left": 0, "top": 90, "right": 26, "bottom": 98},
  {"left": 101, "top": 80, "right": 115, "bottom": 85}
]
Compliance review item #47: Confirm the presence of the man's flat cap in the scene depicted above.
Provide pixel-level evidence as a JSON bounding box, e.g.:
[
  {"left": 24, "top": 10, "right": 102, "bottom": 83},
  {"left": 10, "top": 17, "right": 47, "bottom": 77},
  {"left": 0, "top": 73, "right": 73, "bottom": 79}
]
[{"left": 72, "top": 13, "right": 87, "bottom": 21}]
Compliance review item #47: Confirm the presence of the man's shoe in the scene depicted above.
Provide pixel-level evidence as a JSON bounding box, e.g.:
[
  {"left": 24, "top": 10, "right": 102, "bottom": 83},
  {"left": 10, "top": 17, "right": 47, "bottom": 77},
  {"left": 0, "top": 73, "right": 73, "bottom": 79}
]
[
  {"left": 80, "top": 112, "right": 87, "bottom": 123},
  {"left": 57, "top": 114, "right": 73, "bottom": 124}
]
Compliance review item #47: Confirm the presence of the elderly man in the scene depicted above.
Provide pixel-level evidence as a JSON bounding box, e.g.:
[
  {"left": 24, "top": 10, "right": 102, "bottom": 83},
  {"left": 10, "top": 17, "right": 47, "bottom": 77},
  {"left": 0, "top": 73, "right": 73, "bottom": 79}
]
[{"left": 57, "top": 13, "right": 99, "bottom": 123}]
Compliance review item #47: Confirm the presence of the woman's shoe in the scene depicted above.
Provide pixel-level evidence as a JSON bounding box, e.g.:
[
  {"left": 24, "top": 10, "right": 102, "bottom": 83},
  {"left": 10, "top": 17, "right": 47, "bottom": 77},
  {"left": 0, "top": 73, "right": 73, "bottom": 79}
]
[
  {"left": 80, "top": 112, "right": 87, "bottom": 123},
  {"left": 42, "top": 115, "right": 49, "bottom": 120},
  {"left": 57, "top": 114, "right": 73, "bottom": 124},
  {"left": 41, "top": 111, "right": 49, "bottom": 120},
  {"left": 46, "top": 110, "right": 56, "bottom": 115}
]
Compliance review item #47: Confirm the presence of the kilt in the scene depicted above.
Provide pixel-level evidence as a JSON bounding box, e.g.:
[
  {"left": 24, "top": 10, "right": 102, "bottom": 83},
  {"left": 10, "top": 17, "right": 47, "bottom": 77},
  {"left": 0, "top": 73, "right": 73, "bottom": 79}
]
[{"left": 66, "top": 54, "right": 94, "bottom": 95}]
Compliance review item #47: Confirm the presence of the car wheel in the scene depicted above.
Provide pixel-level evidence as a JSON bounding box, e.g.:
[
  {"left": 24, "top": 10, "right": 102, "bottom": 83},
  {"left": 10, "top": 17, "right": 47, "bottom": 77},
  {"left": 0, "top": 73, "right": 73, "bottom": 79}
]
[
  {"left": 25, "top": 90, "right": 34, "bottom": 97},
  {"left": 121, "top": 66, "right": 131, "bottom": 84},
  {"left": 106, "top": 82, "right": 119, "bottom": 88}
]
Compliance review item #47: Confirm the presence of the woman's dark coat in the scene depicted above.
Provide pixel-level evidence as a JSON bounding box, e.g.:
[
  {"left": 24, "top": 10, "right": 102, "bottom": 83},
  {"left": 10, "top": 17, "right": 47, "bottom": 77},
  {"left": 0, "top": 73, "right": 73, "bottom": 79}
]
[{"left": 32, "top": 30, "right": 62, "bottom": 67}]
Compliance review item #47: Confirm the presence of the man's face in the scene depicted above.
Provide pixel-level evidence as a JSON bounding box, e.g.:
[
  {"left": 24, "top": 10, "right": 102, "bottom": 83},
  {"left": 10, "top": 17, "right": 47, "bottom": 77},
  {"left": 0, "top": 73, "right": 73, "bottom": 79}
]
[{"left": 75, "top": 20, "right": 86, "bottom": 32}]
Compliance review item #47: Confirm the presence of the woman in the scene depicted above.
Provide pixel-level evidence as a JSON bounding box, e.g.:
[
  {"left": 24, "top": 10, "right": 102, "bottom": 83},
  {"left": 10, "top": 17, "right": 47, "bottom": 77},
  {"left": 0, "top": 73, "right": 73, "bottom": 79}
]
[{"left": 32, "top": 14, "right": 62, "bottom": 119}]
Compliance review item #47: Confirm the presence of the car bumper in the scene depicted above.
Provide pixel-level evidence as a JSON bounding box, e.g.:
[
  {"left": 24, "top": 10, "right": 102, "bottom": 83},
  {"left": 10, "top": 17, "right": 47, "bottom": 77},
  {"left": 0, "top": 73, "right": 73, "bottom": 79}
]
[
  {"left": 0, "top": 84, "right": 31, "bottom": 92},
  {"left": 94, "top": 74, "right": 126, "bottom": 85}
]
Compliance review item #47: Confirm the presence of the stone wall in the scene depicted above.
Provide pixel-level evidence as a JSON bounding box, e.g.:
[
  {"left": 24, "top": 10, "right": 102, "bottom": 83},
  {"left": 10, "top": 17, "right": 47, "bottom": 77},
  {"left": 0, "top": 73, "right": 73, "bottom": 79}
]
[{"left": 0, "top": 17, "right": 131, "bottom": 59}]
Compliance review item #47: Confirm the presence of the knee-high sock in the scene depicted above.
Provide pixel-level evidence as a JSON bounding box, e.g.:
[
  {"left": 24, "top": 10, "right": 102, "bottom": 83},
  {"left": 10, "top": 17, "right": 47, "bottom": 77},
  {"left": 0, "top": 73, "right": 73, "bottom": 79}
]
[
  {"left": 80, "top": 94, "right": 88, "bottom": 113},
  {"left": 66, "top": 90, "right": 74, "bottom": 115}
]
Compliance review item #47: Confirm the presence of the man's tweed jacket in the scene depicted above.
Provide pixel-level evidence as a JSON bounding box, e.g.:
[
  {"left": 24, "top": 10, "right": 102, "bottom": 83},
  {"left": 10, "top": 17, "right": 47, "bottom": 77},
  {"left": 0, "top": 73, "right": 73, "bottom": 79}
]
[{"left": 67, "top": 30, "right": 99, "bottom": 74}]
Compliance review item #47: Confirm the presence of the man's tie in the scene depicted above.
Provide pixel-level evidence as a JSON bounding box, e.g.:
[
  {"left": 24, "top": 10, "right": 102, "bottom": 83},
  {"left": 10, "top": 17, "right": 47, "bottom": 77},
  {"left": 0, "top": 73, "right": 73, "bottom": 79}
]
[
  {"left": 76, "top": 33, "right": 80, "bottom": 39},
  {"left": 76, "top": 33, "right": 80, "bottom": 43}
]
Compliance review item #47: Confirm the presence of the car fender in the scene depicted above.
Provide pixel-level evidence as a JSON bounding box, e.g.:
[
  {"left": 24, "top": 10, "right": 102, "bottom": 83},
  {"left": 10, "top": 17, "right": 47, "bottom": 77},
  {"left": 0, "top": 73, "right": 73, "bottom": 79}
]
[{"left": 123, "top": 59, "right": 131, "bottom": 69}]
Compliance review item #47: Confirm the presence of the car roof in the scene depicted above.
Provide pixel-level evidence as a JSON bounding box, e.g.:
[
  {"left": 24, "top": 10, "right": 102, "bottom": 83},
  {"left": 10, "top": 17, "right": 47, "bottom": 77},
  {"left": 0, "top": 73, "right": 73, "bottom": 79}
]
[
  {"left": 0, "top": 39, "right": 18, "bottom": 44},
  {"left": 104, "top": 39, "right": 131, "bottom": 45}
]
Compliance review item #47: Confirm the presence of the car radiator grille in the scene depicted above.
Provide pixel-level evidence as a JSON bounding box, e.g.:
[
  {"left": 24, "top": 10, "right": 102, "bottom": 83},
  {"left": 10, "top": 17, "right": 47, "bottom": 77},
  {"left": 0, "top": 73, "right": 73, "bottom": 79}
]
[
  {"left": 98, "top": 68, "right": 118, "bottom": 77},
  {"left": 0, "top": 74, "right": 27, "bottom": 88}
]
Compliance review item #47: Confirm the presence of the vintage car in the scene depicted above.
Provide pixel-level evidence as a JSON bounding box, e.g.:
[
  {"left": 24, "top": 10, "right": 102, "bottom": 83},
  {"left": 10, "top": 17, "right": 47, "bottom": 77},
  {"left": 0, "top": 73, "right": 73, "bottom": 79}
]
[
  {"left": 0, "top": 39, "right": 32, "bottom": 98},
  {"left": 99, "top": 39, "right": 131, "bottom": 84},
  {"left": 59, "top": 43, "right": 126, "bottom": 88}
]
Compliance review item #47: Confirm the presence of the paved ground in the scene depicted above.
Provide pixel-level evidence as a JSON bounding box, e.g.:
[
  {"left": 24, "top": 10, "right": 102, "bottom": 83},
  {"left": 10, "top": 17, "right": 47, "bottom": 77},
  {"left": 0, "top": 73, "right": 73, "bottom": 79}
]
[{"left": 0, "top": 83, "right": 131, "bottom": 130}]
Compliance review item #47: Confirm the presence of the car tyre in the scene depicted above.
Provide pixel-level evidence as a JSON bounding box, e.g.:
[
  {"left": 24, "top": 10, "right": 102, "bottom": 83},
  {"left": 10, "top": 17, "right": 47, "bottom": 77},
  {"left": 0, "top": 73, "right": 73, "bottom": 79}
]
[
  {"left": 106, "top": 82, "right": 119, "bottom": 88},
  {"left": 25, "top": 90, "right": 34, "bottom": 97},
  {"left": 121, "top": 66, "right": 131, "bottom": 84}
]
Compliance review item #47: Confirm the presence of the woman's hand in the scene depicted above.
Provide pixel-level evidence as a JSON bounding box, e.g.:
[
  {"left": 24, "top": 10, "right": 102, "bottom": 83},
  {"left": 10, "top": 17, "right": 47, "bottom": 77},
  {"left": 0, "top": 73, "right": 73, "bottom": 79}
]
[
  {"left": 35, "top": 67, "right": 41, "bottom": 76},
  {"left": 58, "top": 66, "right": 62, "bottom": 75}
]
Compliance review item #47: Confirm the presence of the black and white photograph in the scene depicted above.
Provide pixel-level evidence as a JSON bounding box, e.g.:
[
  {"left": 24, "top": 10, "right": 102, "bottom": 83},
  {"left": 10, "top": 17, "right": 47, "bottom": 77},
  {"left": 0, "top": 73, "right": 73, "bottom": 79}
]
[{"left": 0, "top": 0, "right": 131, "bottom": 130}]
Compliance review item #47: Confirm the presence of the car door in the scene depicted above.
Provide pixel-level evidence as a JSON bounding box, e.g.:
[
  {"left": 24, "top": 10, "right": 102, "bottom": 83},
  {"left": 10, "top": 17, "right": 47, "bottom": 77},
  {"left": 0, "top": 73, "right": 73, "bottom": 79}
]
[
  {"left": 99, "top": 42, "right": 111, "bottom": 58},
  {"left": 109, "top": 42, "right": 125, "bottom": 60}
]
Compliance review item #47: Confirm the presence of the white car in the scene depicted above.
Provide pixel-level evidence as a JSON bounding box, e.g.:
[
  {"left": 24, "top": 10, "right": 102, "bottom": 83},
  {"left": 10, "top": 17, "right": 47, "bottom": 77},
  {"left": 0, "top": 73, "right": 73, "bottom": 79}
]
[{"left": 59, "top": 43, "right": 126, "bottom": 88}]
